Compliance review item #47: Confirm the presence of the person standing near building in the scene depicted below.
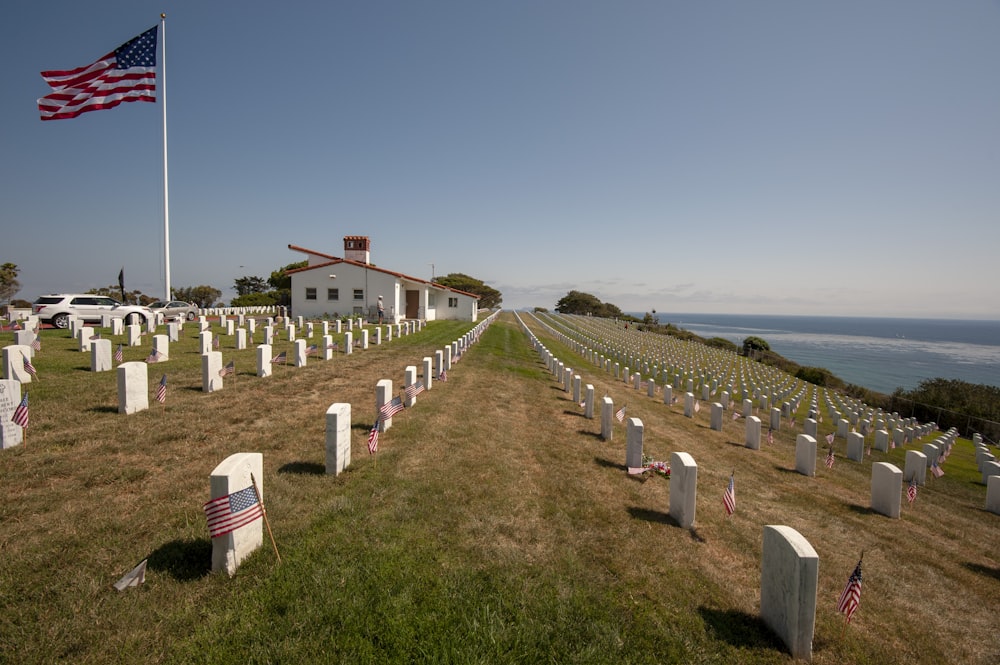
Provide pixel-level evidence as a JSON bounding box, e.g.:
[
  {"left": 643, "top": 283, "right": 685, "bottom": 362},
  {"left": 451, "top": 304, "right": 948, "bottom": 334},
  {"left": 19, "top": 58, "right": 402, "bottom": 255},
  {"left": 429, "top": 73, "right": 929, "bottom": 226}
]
[{"left": 377, "top": 295, "right": 384, "bottom": 324}]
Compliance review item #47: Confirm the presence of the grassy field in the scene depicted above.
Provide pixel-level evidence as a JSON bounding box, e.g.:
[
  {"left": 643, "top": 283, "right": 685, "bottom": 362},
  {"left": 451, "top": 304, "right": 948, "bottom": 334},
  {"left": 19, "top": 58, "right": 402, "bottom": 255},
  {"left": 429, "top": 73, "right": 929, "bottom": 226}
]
[{"left": 1, "top": 312, "right": 998, "bottom": 664}]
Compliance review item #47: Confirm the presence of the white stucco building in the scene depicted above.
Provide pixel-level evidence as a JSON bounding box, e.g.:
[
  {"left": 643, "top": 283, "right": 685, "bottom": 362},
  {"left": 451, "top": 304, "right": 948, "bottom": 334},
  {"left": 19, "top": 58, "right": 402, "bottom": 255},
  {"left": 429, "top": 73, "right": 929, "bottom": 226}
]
[{"left": 286, "top": 237, "right": 479, "bottom": 323}]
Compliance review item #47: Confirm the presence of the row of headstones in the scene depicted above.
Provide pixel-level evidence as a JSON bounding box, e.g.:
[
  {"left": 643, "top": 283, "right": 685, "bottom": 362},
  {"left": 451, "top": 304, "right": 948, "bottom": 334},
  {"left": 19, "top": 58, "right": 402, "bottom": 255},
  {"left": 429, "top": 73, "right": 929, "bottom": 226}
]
[
  {"left": 545, "top": 313, "right": 939, "bottom": 442},
  {"left": 974, "top": 433, "right": 1000, "bottom": 514},
  {"left": 210, "top": 313, "right": 500, "bottom": 576}
]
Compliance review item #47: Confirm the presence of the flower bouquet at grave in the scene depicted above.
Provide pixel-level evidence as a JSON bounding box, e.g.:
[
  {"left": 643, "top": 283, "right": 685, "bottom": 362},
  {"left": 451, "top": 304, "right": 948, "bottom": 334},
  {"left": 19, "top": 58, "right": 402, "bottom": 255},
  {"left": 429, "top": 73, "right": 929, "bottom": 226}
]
[{"left": 641, "top": 454, "right": 670, "bottom": 478}]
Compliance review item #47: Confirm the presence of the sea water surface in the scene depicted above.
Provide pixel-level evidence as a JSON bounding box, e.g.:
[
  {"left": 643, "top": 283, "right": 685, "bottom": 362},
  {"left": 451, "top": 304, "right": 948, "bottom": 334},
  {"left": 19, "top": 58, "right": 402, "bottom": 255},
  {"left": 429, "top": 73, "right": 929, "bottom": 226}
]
[{"left": 639, "top": 313, "right": 1000, "bottom": 394}]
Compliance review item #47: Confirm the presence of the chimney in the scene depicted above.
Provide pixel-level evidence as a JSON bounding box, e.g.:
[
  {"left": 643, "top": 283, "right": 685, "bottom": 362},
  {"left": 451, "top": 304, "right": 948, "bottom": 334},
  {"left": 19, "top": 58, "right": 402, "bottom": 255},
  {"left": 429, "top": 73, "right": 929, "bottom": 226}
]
[{"left": 343, "top": 236, "right": 371, "bottom": 265}]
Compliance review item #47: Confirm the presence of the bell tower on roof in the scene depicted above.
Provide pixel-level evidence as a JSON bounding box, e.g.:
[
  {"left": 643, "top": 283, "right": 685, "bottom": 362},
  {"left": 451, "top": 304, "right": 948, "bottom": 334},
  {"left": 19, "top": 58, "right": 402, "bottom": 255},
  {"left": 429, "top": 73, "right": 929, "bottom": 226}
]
[{"left": 343, "top": 236, "right": 370, "bottom": 265}]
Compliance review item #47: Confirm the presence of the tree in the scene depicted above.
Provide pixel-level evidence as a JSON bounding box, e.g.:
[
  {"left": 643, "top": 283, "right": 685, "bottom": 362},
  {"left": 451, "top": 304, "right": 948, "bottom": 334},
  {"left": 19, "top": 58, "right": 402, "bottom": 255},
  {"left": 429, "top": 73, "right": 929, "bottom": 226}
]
[
  {"left": 86, "top": 285, "right": 156, "bottom": 306},
  {"left": 231, "top": 292, "right": 280, "bottom": 307},
  {"left": 742, "top": 336, "right": 771, "bottom": 355},
  {"left": 554, "top": 291, "right": 625, "bottom": 318},
  {"left": 268, "top": 261, "right": 308, "bottom": 291},
  {"left": 0, "top": 263, "right": 21, "bottom": 309},
  {"left": 173, "top": 285, "right": 222, "bottom": 308},
  {"left": 234, "top": 276, "right": 269, "bottom": 296},
  {"left": 434, "top": 273, "right": 502, "bottom": 309}
]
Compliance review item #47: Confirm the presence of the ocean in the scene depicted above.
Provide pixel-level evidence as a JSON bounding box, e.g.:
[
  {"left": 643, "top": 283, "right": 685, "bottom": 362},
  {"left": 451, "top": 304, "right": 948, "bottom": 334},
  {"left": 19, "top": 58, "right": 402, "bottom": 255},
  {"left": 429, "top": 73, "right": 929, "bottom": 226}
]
[{"left": 637, "top": 313, "right": 1000, "bottom": 395}]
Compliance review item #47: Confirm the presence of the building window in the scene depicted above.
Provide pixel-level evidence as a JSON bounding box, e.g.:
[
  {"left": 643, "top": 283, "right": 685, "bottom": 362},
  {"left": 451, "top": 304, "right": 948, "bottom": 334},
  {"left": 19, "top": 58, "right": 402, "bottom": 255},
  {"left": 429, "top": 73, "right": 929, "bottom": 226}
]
[
  {"left": 327, "top": 288, "right": 339, "bottom": 301},
  {"left": 448, "top": 297, "right": 458, "bottom": 308},
  {"left": 428, "top": 293, "right": 436, "bottom": 307},
  {"left": 305, "top": 287, "right": 317, "bottom": 300},
  {"left": 354, "top": 289, "right": 364, "bottom": 300}
]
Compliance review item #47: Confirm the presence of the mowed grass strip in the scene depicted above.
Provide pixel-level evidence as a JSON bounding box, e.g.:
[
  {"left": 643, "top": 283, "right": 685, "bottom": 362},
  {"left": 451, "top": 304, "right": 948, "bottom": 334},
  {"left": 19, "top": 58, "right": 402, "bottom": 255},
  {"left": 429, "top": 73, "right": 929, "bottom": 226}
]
[{"left": 2, "top": 314, "right": 999, "bottom": 664}]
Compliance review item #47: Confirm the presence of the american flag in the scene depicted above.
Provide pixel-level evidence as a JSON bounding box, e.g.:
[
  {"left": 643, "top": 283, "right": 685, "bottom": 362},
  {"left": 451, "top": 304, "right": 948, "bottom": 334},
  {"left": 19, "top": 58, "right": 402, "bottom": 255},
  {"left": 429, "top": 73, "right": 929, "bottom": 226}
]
[
  {"left": 326, "top": 342, "right": 339, "bottom": 351},
  {"left": 145, "top": 349, "right": 162, "bottom": 363},
  {"left": 438, "top": 369, "right": 447, "bottom": 382},
  {"left": 213, "top": 337, "right": 220, "bottom": 349},
  {"left": 38, "top": 26, "right": 157, "bottom": 121},
  {"left": 732, "top": 411, "right": 741, "bottom": 420},
  {"left": 90, "top": 331, "right": 101, "bottom": 340},
  {"left": 826, "top": 433, "right": 835, "bottom": 445},
  {"left": 907, "top": 477, "right": 918, "bottom": 505},
  {"left": 694, "top": 400, "right": 701, "bottom": 413},
  {"left": 723, "top": 473, "right": 736, "bottom": 516},
  {"left": 837, "top": 558, "right": 863, "bottom": 623},
  {"left": 155, "top": 374, "right": 167, "bottom": 403},
  {"left": 10, "top": 320, "right": 21, "bottom": 331},
  {"left": 825, "top": 447, "right": 835, "bottom": 469},
  {"left": 404, "top": 381, "right": 425, "bottom": 400},
  {"left": 202, "top": 485, "right": 263, "bottom": 539},
  {"left": 367, "top": 420, "right": 379, "bottom": 454},
  {"left": 22, "top": 355, "right": 37, "bottom": 377},
  {"left": 615, "top": 405, "right": 626, "bottom": 422},
  {"left": 271, "top": 351, "right": 287, "bottom": 364},
  {"left": 305, "top": 344, "right": 318, "bottom": 356},
  {"left": 930, "top": 460, "right": 944, "bottom": 478},
  {"left": 767, "top": 429, "right": 774, "bottom": 444},
  {"left": 218, "top": 361, "right": 235, "bottom": 378},
  {"left": 31, "top": 338, "right": 41, "bottom": 352},
  {"left": 380, "top": 396, "right": 405, "bottom": 420},
  {"left": 114, "top": 344, "right": 124, "bottom": 363},
  {"left": 12, "top": 393, "right": 29, "bottom": 428}
]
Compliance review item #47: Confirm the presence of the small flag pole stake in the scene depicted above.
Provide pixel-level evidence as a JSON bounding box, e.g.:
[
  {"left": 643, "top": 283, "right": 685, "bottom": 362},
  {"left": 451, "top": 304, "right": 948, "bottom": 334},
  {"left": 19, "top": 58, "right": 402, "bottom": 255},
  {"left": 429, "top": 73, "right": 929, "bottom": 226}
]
[{"left": 250, "top": 472, "right": 281, "bottom": 564}]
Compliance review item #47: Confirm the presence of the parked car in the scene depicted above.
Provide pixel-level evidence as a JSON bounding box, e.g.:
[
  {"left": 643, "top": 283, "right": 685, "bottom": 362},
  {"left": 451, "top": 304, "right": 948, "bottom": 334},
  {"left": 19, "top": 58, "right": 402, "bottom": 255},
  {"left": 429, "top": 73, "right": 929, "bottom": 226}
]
[
  {"left": 32, "top": 294, "right": 154, "bottom": 329},
  {"left": 148, "top": 300, "right": 199, "bottom": 321}
]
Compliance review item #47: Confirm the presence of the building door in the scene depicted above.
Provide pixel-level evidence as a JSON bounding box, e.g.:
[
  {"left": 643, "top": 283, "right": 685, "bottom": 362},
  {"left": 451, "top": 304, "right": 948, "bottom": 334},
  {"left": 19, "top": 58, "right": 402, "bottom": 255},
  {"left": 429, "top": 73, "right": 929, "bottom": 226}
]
[{"left": 405, "top": 290, "right": 419, "bottom": 319}]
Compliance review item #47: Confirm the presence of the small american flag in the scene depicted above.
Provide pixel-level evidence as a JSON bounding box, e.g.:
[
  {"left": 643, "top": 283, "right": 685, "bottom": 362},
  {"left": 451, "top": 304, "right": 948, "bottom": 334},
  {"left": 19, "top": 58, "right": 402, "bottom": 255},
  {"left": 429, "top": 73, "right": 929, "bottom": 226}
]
[
  {"left": 31, "top": 338, "right": 41, "bottom": 352},
  {"left": 907, "top": 477, "right": 917, "bottom": 505},
  {"left": 155, "top": 375, "right": 167, "bottom": 403},
  {"left": 380, "top": 396, "right": 405, "bottom": 420},
  {"left": 438, "top": 369, "right": 447, "bottom": 382},
  {"left": 579, "top": 399, "right": 586, "bottom": 408},
  {"left": 12, "top": 393, "right": 29, "bottom": 428},
  {"left": 213, "top": 337, "right": 220, "bottom": 349},
  {"left": 837, "top": 557, "right": 863, "bottom": 623},
  {"left": 732, "top": 411, "right": 741, "bottom": 420},
  {"left": 767, "top": 429, "right": 774, "bottom": 444},
  {"left": 367, "top": 420, "right": 379, "bottom": 454},
  {"left": 305, "top": 344, "right": 318, "bottom": 356},
  {"left": 825, "top": 433, "right": 835, "bottom": 445},
  {"left": 694, "top": 400, "right": 701, "bottom": 413},
  {"left": 326, "top": 341, "right": 339, "bottom": 351},
  {"left": 22, "top": 355, "right": 37, "bottom": 377},
  {"left": 203, "top": 485, "right": 263, "bottom": 539},
  {"left": 145, "top": 349, "right": 163, "bottom": 364},
  {"left": 825, "top": 447, "right": 835, "bottom": 469},
  {"left": 615, "top": 405, "right": 626, "bottom": 422},
  {"left": 404, "top": 381, "right": 425, "bottom": 400},
  {"left": 930, "top": 460, "right": 944, "bottom": 478},
  {"left": 271, "top": 351, "right": 287, "bottom": 364},
  {"left": 114, "top": 344, "right": 124, "bottom": 363},
  {"left": 219, "top": 361, "right": 235, "bottom": 378},
  {"left": 90, "top": 331, "right": 101, "bottom": 340},
  {"left": 723, "top": 473, "right": 736, "bottom": 516}
]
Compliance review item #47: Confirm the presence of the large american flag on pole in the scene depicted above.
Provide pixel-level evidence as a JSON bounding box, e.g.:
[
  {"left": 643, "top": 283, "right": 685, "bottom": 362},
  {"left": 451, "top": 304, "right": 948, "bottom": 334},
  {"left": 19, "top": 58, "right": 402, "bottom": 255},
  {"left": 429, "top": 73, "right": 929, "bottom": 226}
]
[
  {"left": 202, "top": 486, "right": 263, "bottom": 539},
  {"left": 38, "top": 26, "right": 158, "bottom": 121}
]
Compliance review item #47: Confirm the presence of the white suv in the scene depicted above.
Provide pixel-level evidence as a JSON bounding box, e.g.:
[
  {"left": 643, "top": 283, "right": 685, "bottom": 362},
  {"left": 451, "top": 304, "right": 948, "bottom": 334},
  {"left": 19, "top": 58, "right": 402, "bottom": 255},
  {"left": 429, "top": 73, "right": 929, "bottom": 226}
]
[{"left": 32, "top": 294, "right": 154, "bottom": 329}]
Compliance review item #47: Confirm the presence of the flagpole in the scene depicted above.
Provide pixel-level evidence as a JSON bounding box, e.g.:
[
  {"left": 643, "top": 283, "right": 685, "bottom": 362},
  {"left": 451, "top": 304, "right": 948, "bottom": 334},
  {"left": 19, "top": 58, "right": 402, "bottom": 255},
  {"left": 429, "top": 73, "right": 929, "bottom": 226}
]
[
  {"left": 160, "top": 13, "right": 171, "bottom": 302},
  {"left": 250, "top": 472, "right": 282, "bottom": 564}
]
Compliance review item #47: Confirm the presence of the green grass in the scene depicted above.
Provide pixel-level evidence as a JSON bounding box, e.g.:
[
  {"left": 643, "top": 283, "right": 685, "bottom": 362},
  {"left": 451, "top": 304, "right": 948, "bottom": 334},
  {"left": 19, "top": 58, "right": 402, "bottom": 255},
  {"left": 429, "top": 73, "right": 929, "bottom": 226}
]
[{"left": 1, "top": 314, "right": 999, "bottom": 664}]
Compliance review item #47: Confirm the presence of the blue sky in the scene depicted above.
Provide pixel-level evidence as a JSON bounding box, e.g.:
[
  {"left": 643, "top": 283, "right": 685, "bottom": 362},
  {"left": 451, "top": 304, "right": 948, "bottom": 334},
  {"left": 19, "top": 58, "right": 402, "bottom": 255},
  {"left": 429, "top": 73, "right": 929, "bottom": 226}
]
[{"left": 3, "top": 1, "right": 999, "bottom": 318}]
